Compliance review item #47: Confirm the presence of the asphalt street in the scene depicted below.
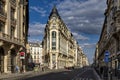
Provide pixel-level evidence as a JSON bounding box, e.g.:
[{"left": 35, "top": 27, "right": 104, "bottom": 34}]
[{"left": 21, "top": 67, "right": 98, "bottom": 80}]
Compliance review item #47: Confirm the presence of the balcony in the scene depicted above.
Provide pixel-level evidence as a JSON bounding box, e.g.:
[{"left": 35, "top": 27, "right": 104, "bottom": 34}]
[
  {"left": 0, "top": 32, "right": 24, "bottom": 46},
  {"left": 0, "top": 10, "right": 7, "bottom": 22},
  {"left": 2, "top": 0, "right": 5, "bottom": 1},
  {"left": 68, "top": 49, "right": 74, "bottom": 57},
  {"left": 11, "top": 18, "right": 16, "bottom": 26},
  {"left": 114, "top": 20, "right": 120, "bottom": 33},
  {"left": 10, "top": 0, "right": 16, "bottom": 8}
]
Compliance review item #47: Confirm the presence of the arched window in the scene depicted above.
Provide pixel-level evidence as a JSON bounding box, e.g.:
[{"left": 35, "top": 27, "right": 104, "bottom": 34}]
[
  {"left": 52, "top": 31, "right": 56, "bottom": 50},
  {"left": 52, "top": 31, "right": 56, "bottom": 38}
]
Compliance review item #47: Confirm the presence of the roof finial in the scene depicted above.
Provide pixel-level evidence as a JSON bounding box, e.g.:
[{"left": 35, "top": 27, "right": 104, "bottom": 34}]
[
  {"left": 52, "top": 4, "right": 57, "bottom": 13},
  {"left": 49, "top": 4, "right": 61, "bottom": 19}
]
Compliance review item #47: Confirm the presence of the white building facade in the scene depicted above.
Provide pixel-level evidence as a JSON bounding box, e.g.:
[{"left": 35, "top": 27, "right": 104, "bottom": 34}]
[
  {"left": 42, "top": 6, "right": 89, "bottom": 69},
  {"left": 29, "top": 42, "right": 43, "bottom": 65}
]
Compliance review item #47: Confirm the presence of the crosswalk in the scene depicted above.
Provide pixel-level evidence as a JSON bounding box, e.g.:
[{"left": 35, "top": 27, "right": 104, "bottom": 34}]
[{"left": 73, "top": 78, "right": 93, "bottom": 80}]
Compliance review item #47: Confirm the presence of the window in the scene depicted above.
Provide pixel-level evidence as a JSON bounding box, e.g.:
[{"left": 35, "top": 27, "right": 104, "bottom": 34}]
[
  {"left": 34, "top": 56, "right": 36, "bottom": 59},
  {"left": 11, "top": 7, "right": 15, "bottom": 20},
  {"left": 52, "top": 31, "right": 56, "bottom": 38},
  {"left": 0, "top": 0, "right": 5, "bottom": 15},
  {"left": 52, "top": 31, "right": 56, "bottom": 50},
  {"left": 0, "top": 21, "right": 5, "bottom": 32},
  {"left": 11, "top": 26, "right": 15, "bottom": 37},
  {"left": 11, "top": 0, "right": 16, "bottom": 3}
]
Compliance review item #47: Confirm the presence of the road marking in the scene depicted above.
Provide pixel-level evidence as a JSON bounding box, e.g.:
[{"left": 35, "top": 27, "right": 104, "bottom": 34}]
[
  {"left": 72, "top": 69, "right": 88, "bottom": 80},
  {"left": 73, "top": 78, "right": 94, "bottom": 80}
]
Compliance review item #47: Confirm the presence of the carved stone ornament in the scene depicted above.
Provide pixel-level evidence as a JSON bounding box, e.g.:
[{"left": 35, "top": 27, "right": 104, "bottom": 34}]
[
  {"left": 0, "top": 41, "right": 4, "bottom": 46},
  {"left": 10, "top": 44, "right": 15, "bottom": 49}
]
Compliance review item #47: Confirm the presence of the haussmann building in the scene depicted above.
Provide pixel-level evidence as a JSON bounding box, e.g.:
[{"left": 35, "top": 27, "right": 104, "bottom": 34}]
[
  {"left": 42, "top": 6, "right": 87, "bottom": 69},
  {"left": 0, "top": 0, "right": 28, "bottom": 73}
]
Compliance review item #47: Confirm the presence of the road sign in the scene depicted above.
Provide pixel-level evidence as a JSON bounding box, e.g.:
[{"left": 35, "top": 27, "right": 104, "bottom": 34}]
[
  {"left": 20, "top": 52, "right": 25, "bottom": 56},
  {"left": 105, "top": 50, "right": 109, "bottom": 56},
  {"left": 104, "top": 50, "right": 110, "bottom": 63},
  {"left": 20, "top": 52, "right": 25, "bottom": 59},
  {"left": 20, "top": 56, "right": 25, "bottom": 59}
]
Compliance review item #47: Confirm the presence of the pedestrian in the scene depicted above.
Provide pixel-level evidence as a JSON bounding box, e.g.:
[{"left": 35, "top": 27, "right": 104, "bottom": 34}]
[
  {"left": 15, "top": 65, "right": 19, "bottom": 73},
  {"left": 20, "top": 66, "right": 23, "bottom": 73},
  {"left": 42, "top": 66, "right": 45, "bottom": 71}
]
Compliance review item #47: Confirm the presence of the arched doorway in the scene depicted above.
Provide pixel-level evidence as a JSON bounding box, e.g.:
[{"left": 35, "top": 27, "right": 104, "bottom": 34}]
[
  {"left": 0, "top": 47, "right": 4, "bottom": 73},
  {"left": 10, "top": 49, "right": 16, "bottom": 73}
]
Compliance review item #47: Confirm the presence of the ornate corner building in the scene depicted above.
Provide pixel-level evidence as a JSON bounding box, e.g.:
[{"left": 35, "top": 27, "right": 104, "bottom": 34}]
[
  {"left": 0, "top": 0, "right": 28, "bottom": 73},
  {"left": 42, "top": 6, "right": 89, "bottom": 69}
]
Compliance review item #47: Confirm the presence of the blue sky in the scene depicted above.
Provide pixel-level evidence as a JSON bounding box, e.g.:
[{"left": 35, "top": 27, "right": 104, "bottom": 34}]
[{"left": 28, "top": 0, "right": 106, "bottom": 64}]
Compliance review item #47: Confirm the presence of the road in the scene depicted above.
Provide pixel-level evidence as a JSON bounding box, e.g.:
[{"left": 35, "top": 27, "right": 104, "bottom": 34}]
[{"left": 21, "top": 67, "right": 99, "bottom": 80}]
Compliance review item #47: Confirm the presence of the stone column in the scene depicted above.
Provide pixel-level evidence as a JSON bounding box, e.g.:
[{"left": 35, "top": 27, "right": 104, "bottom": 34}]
[
  {"left": 4, "top": 55, "right": 7, "bottom": 73},
  {"left": 56, "top": 53, "right": 58, "bottom": 69},
  {"left": 50, "top": 53, "right": 52, "bottom": 69}
]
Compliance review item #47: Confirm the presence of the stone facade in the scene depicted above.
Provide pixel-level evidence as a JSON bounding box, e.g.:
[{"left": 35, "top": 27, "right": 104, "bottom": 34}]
[
  {"left": 96, "top": 0, "right": 120, "bottom": 76},
  {"left": 42, "top": 6, "right": 88, "bottom": 69},
  {"left": 29, "top": 42, "right": 43, "bottom": 65},
  {"left": 0, "top": 0, "right": 28, "bottom": 73}
]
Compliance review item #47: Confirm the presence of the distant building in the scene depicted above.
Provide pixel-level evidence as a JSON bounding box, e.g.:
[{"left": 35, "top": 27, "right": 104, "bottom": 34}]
[
  {"left": 29, "top": 42, "right": 43, "bottom": 65},
  {"left": 76, "top": 46, "right": 84, "bottom": 67},
  {"left": 0, "top": 0, "right": 28, "bottom": 73},
  {"left": 82, "top": 54, "right": 89, "bottom": 67}
]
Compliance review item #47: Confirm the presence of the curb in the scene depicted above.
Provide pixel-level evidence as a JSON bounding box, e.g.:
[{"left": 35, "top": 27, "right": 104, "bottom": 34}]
[{"left": 93, "top": 68, "right": 102, "bottom": 80}]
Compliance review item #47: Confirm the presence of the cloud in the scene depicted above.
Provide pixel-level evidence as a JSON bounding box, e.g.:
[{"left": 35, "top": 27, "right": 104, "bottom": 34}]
[
  {"left": 29, "top": 22, "right": 45, "bottom": 36},
  {"left": 57, "top": 0, "right": 106, "bottom": 34},
  {"left": 72, "top": 32, "right": 89, "bottom": 41},
  {"left": 80, "top": 43, "right": 96, "bottom": 49},
  {"left": 30, "top": 6, "right": 46, "bottom": 16},
  {"left": 80, "top": 42, "right": 96, "bottom": 64},
  {"left": 28, "top": 39, "right": 42, "bottom": 43}
]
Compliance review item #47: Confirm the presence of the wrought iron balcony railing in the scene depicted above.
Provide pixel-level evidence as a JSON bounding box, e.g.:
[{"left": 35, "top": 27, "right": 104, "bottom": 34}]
[
  {"left": 0, "top": 32, "right": 24, "bottom": 46},
  {"left": 0, "top": 10, "right": 7, "bottom": 22},
  {"left": 11, "top": 18, "right": 16, "bottom": 26},
  {"left": 10, "top": 0, "right": 16, "bottom": 7}
]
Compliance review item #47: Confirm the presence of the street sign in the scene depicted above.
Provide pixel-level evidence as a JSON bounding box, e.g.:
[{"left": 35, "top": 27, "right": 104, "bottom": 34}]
[
  {"left": 104, "top": 50, "right": 110, "bottom": 63},
  {"left": 20, "top": 56, "right": 25, "bottom": 59},
  {"left": 20, "top": 52, "right": 25, "bottom": 59},
  {"left": 20, "top": 52, "right": 25, "bottom": 56},
  {"left": 105, "top": 50, "right": 109, "bottom": 56}
]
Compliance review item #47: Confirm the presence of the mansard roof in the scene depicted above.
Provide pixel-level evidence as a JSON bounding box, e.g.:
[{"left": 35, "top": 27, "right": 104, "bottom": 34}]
[
  {"left": 29, "top": 42, "right": 41, "bottom": 47},
  {"left": 49, "top": 5, "right": 61, "bottom": 19}
]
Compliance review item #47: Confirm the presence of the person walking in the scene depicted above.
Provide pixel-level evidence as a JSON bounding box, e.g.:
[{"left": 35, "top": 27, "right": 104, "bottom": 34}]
[
  {"left": 20, "top": 66, "right": 23, "bottom": 73},
  {"left": 15, "top": 65, "right": 19, "bottom": 73}
]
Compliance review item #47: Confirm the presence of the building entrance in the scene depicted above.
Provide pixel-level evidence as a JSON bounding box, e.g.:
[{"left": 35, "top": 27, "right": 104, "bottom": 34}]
[
  {"left": 11, "top": 49, "right": 16, "bottom": 73},
  {"left": 0, "top": 47, "right": 4, "bottom": 73}
]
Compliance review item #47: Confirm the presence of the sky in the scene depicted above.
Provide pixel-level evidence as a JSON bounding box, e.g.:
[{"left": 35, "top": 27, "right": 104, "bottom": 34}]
[{"left": 28, "top": 0, "right": 107, "bottom": 64}]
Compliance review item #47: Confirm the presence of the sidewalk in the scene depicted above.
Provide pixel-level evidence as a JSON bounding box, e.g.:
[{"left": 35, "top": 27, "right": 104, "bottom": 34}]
[
  {"left": 0, "top": 71, "right": 33, "bottom": 80},
  {"left": 0, "top": 68, "right": 66, "bottom": 80}
]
